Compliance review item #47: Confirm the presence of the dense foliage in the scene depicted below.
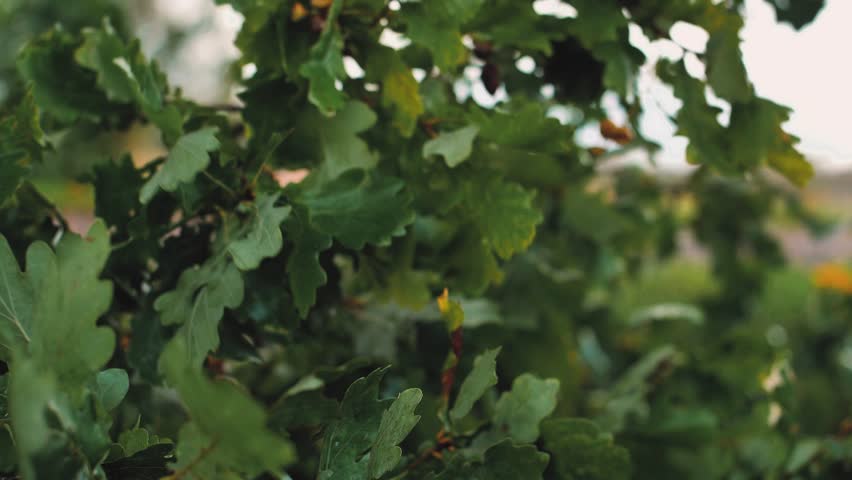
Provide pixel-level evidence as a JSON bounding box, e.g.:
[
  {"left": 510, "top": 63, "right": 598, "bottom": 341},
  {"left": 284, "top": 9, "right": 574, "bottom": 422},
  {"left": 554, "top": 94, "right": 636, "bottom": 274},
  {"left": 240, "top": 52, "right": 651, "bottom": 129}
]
[{"left": 2, "top": 0, "right": 849, "bottom": 479}]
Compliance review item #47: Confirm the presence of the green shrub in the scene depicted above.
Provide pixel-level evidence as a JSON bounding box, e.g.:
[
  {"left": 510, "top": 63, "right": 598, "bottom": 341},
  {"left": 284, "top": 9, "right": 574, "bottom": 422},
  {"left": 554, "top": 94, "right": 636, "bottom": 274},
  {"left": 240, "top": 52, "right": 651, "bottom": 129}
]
[{"left": 2, "top": 1, "right": 849, "bottom": 479}]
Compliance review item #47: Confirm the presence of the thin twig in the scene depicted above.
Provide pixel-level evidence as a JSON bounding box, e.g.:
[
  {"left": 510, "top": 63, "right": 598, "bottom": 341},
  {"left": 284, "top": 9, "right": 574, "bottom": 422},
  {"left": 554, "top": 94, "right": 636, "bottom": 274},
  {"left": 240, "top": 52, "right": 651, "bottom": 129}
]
[
  {"left": 201, "top": 171, "right": 237, "bottom": 198},
  {"left": 250, "top": 129, "right": 294, "bottom": 188},
  {"left": 204, "top": 104, "right": 244, "bottom": 112},
  {"left": 167, "top": 439, "right": 220, "bottom": 480}
]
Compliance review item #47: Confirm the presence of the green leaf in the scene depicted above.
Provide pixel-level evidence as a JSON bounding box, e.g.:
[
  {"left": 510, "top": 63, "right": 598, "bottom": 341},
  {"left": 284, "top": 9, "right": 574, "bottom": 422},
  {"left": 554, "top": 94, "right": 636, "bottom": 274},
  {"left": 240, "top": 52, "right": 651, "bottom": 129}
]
[
  {"left": 295, "top": 169, "right": 415, "bottom": 249},
  {"left": 561, "top": 190, "right": 628, "bottom": 243},
  {"left": 475, "top": 102, "right": 568, "bottom": 153},
  {"left": 11, "top": 372, "right": 108, "bottom": 477},
  {"left": 127, "top": 311, "right": 168, "bottom": 384},
  {"left": 226, "top": 194, "right": 291, "bottom": 270},
  {"left": 596, "top": 346, "right": 678, "bottom": 432},
  {"left": 318, "top": 367, "right": 392, "bottom": 480},
  {"left": 93, "top": 368, "right": 129, "bottom": 411},
  {"left": 8, "top": 359, "right": 57, "bottom": 479},
  {"left": 467, "top": 178, "right": 542, "bottom": 260},
  {"left": 567, "top": 0, "right": 628, "bottom": 47},
  {"left": 170, "top": 422, "right": 219, "bottom": 479},
  {"left": 482, "top": 441, "right": 550, "bottom": 479},
  {"left": 35, "top": 223, "right": 116, "bottom": 383},
  {"left": 0, "top": 422, "right": 15, "bottom": 473},
  {"left": 728, "top": 98, "right": 813, "bottom": 186},
  {"left": 92, "top": 155, "right": 145, "bottom": 228},
  {"left": 450, "top": 347, "right": 500, "bottom": 422},
  {"left": 705, "top": 17, "right": 752, "bottom": 103},
  {"left": 0, "top": 236, "right": 34, "bottom": 359},
  {"left": 406, "top": 17, "right": 466, "bottom": 72},
  {"left": 154, "top": 259, "right": 244, "bottom": 366},
  {"left": 299, "top": 0, "right": 346, "bottom": 114},
  {"left": 139, "top": 127, "right": 220, "bottom": 204},
  {"left": 368, "top": 388, "right": 423, "bottom": 479},
  {"left": 0, "top": 93, "right": 44, "bottom": 205},
  {"left": 447, "top": 229, "right": 504, "bottom": 294},
  {"left": 285, "top": 208, "right": 332, "bottom": 318},
  {"left": 0, "top": 156, "right": 29, "bottom": 208},
  {"left": 766, "top": 0, "right": 825, "bottom": 29},
  {"left": 491, "top": 373, "right": 559, "bottom": 443},
  {"left": 74, "top": 19, "right": 183, "bottom": 141},
  {"left": 118, "top": 426, "right": 164, "bottom": 458},
  {"left": 467, "top": 0, "right": 566, "bottom": 53},
  {"left": 785, "top": 438, "right": 822, "bottom": 473},
  {"left": 9, "top": 358, "right": 115, "bottom": 478},
  {"left": 3, "top": 222, "right": 120, "bottom": 477},
  {"left": 592, "top": 40, "right": 645, "bottom": 98},
  {"left": 74, "top": 20, "right": 141, "bottom": 103},
  {"left": 315, "top": 101, "right": 379, "bottom": 182},
  {"left": 541, "top": 418, "right": 632, "bottom": 480},
  {"left": 3, "top": 221, "right": 115, "bottom": 385},
  {"left": 400, "top": 0, "right": 483, "bottom": 71},
  {"left": 155, "top": 193, "right": 291, "bottom": 365},
  {"left": 424, "top": 0, "right": 485, "bottom": 25},
  {"left": 17, "top": 27, "right": 113, "bottom": 122},
  {"left": 269, "top": 387, "right": 339, "bottom": 431},
  {"left": 659, "top": 60, "right": 811, "bottom": 181},
  {"left": 161, "top": 338, "right": 296, "bottom": 477},
  {"left": 435, "top": 440, "right": 550, "bottom": 479},
  {"left": 657, "top": 60, "right": 727, "bottom": 168},
  {"left": 423, "top": 125, "right": 479, "bottom": 168}
]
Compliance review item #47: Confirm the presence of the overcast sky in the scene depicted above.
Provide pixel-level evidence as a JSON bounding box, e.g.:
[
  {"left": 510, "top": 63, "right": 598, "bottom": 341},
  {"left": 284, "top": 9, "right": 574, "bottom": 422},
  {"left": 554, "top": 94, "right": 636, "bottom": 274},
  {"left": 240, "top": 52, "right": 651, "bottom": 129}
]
[
  {"left": 576, "top": 0, "right": 852, "bottom": 173},
  {"left": 741, "top": 0, "right": 852, "bottom": 172}
]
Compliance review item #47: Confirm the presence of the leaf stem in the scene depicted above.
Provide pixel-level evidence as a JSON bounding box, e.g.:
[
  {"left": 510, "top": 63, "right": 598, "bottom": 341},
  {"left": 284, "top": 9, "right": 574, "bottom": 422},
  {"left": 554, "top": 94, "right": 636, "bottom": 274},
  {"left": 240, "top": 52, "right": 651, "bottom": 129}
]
[
  {"left": 167, "top": 438, "right": 220, "bottom": 480},
  {"left": 201, "top": 171, "right": 237, "bottom": 198}
]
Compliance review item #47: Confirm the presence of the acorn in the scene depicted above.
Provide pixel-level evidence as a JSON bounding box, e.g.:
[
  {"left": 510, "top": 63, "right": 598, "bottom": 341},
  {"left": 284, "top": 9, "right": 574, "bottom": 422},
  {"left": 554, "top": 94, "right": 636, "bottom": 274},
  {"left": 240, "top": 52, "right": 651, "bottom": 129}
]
[
  {"left": 600, "top": 119, "right": 633, "bottom": 145},
  {"left": 473, "top": 40, "right": 493, "bottom": 60},
  {"left": 481, "top": 62, "right": 501, "bottom": 95},
  {"left": 588, "top": 147, "right": 607, "bottom": 157}
]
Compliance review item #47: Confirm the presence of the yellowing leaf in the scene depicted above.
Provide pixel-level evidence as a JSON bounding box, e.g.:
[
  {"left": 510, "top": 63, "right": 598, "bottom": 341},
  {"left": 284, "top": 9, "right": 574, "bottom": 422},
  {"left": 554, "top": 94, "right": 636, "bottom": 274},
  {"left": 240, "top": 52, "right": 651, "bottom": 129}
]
[
  {"left": 438, "top": 288, "right": 464, "bottom": 332},
  {"left": 769, "top": 150, "right": 814, "bottom": 187},
  {"left": 366, "top": 47, "right": 423, "bottom": 137}
]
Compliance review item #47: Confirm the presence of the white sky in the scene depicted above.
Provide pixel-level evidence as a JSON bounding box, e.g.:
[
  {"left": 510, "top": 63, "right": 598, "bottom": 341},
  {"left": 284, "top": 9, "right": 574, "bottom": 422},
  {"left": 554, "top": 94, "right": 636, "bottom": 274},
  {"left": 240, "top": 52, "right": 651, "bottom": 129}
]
[
  {"left": 154, "top": 0, "right": 851, "bottom": 173},
  {"left": 741, "top": 0, "right": 852, "bottom": 172},
  {"left": 607, "top": 0, "right": 852, "bottom": 173}
]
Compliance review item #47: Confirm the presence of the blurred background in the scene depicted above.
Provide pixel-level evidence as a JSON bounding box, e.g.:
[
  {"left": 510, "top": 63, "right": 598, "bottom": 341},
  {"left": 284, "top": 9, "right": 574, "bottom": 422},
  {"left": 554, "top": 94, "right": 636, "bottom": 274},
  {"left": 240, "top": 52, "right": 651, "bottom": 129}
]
[{"left": 1, "top": 0, "right": 849, "bottom": 261}]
